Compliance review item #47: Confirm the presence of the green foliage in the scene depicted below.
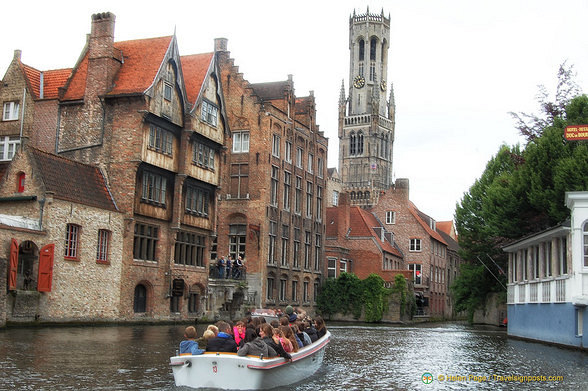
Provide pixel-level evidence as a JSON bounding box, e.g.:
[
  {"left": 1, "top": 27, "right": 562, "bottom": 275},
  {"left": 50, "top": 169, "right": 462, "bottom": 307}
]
[
  {"left": 391, "top": 274, "right": 408, "bottom": 316},
  {"left": 317, "top": 273, "right": 394, "bottom": 322}
]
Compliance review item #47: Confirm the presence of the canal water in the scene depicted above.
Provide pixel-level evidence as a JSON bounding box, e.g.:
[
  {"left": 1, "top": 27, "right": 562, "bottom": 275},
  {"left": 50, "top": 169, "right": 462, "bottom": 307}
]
[{"left": 0, "top": 322, "right": 586, "bottom": 390}]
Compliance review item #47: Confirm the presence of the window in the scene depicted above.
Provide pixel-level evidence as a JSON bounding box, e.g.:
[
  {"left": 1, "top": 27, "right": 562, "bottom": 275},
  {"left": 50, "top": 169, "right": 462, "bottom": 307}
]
[
  {"left": 134, "top": 284, "right": 147, "bottom": 313},
  {"left": 285, "top": 141, "right": 292, "bottom": 162},
  {"left": 296, "top": 147, "right": 303, "bottom": 168},
  {"left": 533, "top": 245, "right": 540, "bottom": 279},
  {"left": 272, "top": 134, "right": 280, "bottom": 157},
  {"left": 340, "top": 260, "right": 348, "bottom": 274},
  {"left": 17, "top": 172, "right": 25, "bottom": 193},
  {"left": 558, "top": 237, "right": 567, "bottom": 275},
  {"left": 544, "top": 242, "right": 552, "bottom": 277},
  {"left": 270, "top": 166, "right": 279, "bottom": 206},
  {"left": 164, "top": 83, "right": 173, "bottom": 101},
  {"left": 174, "top": 231, "right": 205, "bottom": 266},
  {"left": 210, "top": 236, "right": 217, "bottom": 261},
  {"left": 306, "top": 181, "right": 313, "bottom": 218},
  {"left": 279, "top": 277, "right": 287, "bottom": 302},
  {"left": 229, "top": 224, "right": 246, "bottom": 260},
  {"left": 64, "top": 224, "right": 80, "bottom": 259},
  {"left": 230, "top": 163, "right": 249, "bottom": 198},
  {"left": 148, "top": 124, "right": 173, "bottom": 155},
  {"left": 3, "top": 101, "right": 19, "bottom": 121},
  {"left": 332, "top": 190, "right": 339, "bottom": 206},
  {"left": 192, "top": 141, "right": 215, "bottom": 169},
  {"left": 328, "top": 258, "right": 337, "bottom": 278},
  {"left": 133, "top": 223, "right": 159, "bottom": 261},
  {"left": 291, "top": 280, "right": 298, "bottom": 302},
  {"left": 359, "top": 39, "right": 365, "bottom": 61},
  {"left": 307, "top": 153, "right": 313, "bottom": 173},
  {"left": 141, "top": 171, "right": 167, "bottom": 205},
  {"left": 313, "top": 279, "right": 320, "bottom": 302},
  {"left": 303, "top": 280, "right": 309, "bottom": 302},
  {"left": 96, "top": 229, "right": 110, "bottom": 263},
  {"left": 268, "top": 221, "right": 277, "bottom": 264},
  {"left": 409, "top": 238, "right": 422, "bottom": 252},
  {"left": 201, "top": 100, "right": 218, "bottom": 126},
  {"left": 386, "top": 211, "right": 396, "bottom": 224},
  {"left": 293, "top": 228, "right": 300, "bottom": 268},
  {"left": 409, "top": 264, "right": 422, "bottom": 284},
  {"left": 316, "top": 186, "right": 323, "bottom": 220},
  {"left": 185, "top": 186, "right": 209, "bottom": 216},
  {"left": 283, "top": 171, "right": 291, "bottom": 211},
  {"left": 233, "top": 131, "right": 249, "bottom": 153},
  {"left": 267, "top": 275, "right": 275, "bottom": 300},
  {"left": 584, "top": 222, "right": 588, "bottom": 267},
  {"left": 317, "top": 157, "right": 324, "bottom": 178},
  {"left": 304, "top": 231, "right": 311, "bottom": 269},
  {"left": 314, "top": 234, "right": 321, "bottom": 270},
  {"left": 0, "top": 136, "right": 20, "bottom": 161},
  {"left": 350, "top": 132, "right": 356, "bottom": 155},
  {"left": 281, "top": 225, "right": 289, "bottom": 267},
  {"left": 295, "top": 176, "right": 302, "bottom": 214},
  {"left": 188, "top": 290, "right": 200, "bottom": 313}
]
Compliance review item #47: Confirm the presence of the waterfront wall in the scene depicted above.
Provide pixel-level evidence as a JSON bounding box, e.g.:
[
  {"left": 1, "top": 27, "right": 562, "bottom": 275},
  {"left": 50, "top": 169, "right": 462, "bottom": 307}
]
[
  {"left": 0, "top": 256, "right": 5, "bottom": 327},
  {"left": 473, "top": 292, "right": 507, "bottom": 326},
  {"left": 508, "top": 303, "right": 587, "bottom": 349}
]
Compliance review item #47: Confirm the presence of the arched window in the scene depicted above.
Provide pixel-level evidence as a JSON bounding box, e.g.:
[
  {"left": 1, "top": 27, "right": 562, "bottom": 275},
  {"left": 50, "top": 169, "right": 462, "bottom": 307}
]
[
  {"left": 358, "top": 132, "right": 364, "bottom": 154},
  {"left": 134, "top": 284, "right": 147, "bottom": 313},
  {"left": 350, "top": 191, "right": 356, "bottom": 200},
  {"left": 359, "top": 39, "right": 365, "bottom": 61},
  {"left": 365, "top": 191, "right": 370, "bottom": 200},
  {"left": 370, "top": 38, "right": 377, "bottom": 61},
  {"left": 349, "top": 132, "right": 356, "bottom": 155}
]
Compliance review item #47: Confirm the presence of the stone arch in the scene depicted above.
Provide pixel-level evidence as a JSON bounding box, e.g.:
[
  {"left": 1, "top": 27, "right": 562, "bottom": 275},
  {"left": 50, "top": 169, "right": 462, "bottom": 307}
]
[
  {"left": 133, "top": 280, "right": 153, "bottom": 314},
  {"left": 17, "top": 240, "right": 39, "bottom": 290}
]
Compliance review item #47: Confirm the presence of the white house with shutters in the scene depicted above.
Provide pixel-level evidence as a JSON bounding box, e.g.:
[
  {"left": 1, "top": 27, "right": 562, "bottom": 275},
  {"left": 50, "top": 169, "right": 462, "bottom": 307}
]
[{"left": 504, "top": 191, "right": 588, "bottom": 349}]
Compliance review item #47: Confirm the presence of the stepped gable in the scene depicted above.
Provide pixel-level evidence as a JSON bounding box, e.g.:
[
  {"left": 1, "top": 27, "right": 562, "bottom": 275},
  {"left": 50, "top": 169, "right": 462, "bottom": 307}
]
[
  {"left": 61, "top": 36, "right": 173, "bottom": 101},
  {"left": 181, "top": 52, "right": 214, "bottom": 105},
  {"left": 29, "top": 148, "right": 117, "bottom": 211},
  {"left": 349, "top": 206, "right": 402, "bottom": 257},
  {"left": 19, "top": 63, "right": 71, "bottom": 100}
]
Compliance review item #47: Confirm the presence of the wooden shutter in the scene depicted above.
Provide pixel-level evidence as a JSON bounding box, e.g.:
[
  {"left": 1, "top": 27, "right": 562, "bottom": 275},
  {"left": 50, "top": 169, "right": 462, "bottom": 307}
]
[
  {"left": 37, "top": 244, "right": 54, "bottom": 292},
  {"left": 8, "top": 238, "right": 18, "bottom": 290}
]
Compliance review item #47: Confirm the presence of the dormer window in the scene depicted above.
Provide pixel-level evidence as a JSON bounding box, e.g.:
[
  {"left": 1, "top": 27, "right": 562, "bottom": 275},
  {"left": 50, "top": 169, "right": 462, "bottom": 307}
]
[{"left": 201, "top": 100, "right": 218, "bottom": 127}]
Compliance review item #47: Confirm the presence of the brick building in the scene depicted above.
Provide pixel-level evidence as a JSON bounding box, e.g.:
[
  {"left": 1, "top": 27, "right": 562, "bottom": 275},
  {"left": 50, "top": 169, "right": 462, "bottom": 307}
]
[
  {"left": 55, "top": 13, "right": 227, "bottom": 320},
  {"left": 0, "top": 50, "right": 71, "bottom": 158},
  {"left": 214, "top": 41, "right": 328, "bottom": 316},
  {"left": 0, "top": 143, "right": 123, "bottom": 323}
]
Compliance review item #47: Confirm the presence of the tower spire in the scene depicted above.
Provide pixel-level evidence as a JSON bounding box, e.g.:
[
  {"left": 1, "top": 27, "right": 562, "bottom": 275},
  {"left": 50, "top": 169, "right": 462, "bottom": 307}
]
[{"left": 339, "top": 79, "right": 346, "bottom": 106}]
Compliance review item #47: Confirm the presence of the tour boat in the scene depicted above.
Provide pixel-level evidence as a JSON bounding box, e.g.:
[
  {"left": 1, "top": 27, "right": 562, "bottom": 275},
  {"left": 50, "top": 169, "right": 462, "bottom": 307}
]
[{"left": 170, "top": 330, "right": 330, "bottom": 390}]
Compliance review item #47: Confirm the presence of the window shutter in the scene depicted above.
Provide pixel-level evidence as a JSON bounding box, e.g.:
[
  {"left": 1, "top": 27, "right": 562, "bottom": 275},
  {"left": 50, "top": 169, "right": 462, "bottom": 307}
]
[
  {"left": 37, "top": 244, "right": 55, "bottom": 292},
  {"left": 8, "top": 238, "right": 18, "bottom": 290}
]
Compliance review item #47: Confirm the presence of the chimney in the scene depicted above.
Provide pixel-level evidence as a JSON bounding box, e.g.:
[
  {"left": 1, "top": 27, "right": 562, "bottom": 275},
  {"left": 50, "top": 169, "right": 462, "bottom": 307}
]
[
  {"left": 86, "top": 12, "right": 120, "bottom": 97},
  {"left": 13, "top": 50, "right": 21, "bottom": 61},
  {"left": 214, "top": 38, "right": 228, "bottom": 52}
]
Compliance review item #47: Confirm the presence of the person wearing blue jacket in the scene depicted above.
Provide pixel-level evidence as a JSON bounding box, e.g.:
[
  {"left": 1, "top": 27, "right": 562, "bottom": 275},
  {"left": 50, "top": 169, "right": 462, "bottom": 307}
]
[
  {"left": 206, "top": 321, "right": 238, "bottom": 353},
  {"left": 179, "top": 326, "right": 205, "bottom": 355}
]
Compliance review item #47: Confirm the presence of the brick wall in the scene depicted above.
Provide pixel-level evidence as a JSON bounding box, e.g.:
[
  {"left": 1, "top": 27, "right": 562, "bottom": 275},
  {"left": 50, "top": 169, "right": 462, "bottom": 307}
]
[{"left": 0, "top": 255, "right": 6, "bottom": 327}]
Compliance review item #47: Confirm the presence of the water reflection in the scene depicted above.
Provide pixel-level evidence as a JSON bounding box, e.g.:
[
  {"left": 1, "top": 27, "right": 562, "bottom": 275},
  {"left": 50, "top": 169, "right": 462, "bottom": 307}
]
[{"left": 0, "top": 322, "right": 585, "bottom": 390}]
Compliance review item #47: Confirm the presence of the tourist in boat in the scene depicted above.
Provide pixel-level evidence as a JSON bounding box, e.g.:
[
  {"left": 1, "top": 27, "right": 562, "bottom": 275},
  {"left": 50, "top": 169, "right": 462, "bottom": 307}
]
[
  {"left": 207, "top": 324, "right": 219, "bottom": 336},
  {"left": 233, "top": 320, "right": 246, "bottom": 346},
  {"left": 279, "top": 325, "right": 299, "bottom": 352},
  {"left": 206, "top": 321, "right": 238, "bottom": 352},
  {"left": 315, "top": 316, "right": 327, "bottom": 339},
  {"left": 304, "top": 320, "right": 319, "bottom": 342},
  {"left": 259, "top": 323, "right": 291, "bottom": 360},
  {"left": 285, "top": 305, "right": 297, "bottom": 324},
  {"left": 292, "top": 323, "right": 310, "bottom": 347},
  {"left": 237, "top": 328, "right": 277, "bottom": 357},
  {"left": 273, "top": 327, "right": 293, "bottom": 353},
  {"left": 195, "top": 329, "right": 215, "bottom": 350},
  {"left": 179, "top": 326, "right": 205, "bottom": 356}
]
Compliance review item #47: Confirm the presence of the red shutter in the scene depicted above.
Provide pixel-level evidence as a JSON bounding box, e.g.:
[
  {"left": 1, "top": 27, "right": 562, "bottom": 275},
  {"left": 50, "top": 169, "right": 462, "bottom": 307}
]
[
  {"left": 37, "top": 244, "right": 54, "bottom": 292},
  {"left": 8, "top": 238, "right": 18, "bottom": 290}
]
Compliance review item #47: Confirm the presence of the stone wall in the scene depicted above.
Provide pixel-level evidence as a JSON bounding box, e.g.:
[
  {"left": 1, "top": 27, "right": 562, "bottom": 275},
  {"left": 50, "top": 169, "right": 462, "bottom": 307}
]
[
  {"left": 0, "top": 256, "right": 6, "bottom": 327},
  {"left": 473, "top": 292, "right": 507, "bottom": 326}
]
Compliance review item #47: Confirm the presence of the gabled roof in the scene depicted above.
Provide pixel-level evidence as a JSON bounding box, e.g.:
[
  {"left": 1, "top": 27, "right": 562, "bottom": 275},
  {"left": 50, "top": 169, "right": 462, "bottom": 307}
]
[
  {"left": 181, "top": 52, "right": 214, "bottom": 106},
  {"left": 61, "top": 36, "right": 173, "bottom": 101},
  {"left": 408, "top": 202, "right": 447, "bottom": 245},
  {"left": 249, "top": 80, "right": 290, "bottom": 100},
  {"left": 437, "top": 229, "right": 460, "bottom": 253},
  {"left": 29, "top": 148, "right": 117, "bottom": 211},
  {"left": 20, "top": 63, "right": 71, "bottom": 100},
  {"left": 349, "top": 206, "right": 402, "bottom": 257}
]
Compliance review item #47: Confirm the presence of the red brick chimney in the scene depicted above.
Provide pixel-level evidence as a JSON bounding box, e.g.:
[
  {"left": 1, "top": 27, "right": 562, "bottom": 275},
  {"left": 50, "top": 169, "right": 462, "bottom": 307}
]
[{"left": 86, "top": 12, "right": 120, "bottom": 97}]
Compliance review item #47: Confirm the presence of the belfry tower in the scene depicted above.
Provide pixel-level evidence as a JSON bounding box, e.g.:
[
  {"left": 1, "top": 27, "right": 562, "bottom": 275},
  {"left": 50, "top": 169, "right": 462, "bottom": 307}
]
[{"left": 338, "top": 8, "right": 395, "bottom": 207}]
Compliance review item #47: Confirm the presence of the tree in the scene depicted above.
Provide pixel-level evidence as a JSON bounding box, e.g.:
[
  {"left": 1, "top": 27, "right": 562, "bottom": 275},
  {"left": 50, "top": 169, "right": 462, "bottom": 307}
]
[{"left": 509, "top": 61, "right": 581, "bottom": 143}]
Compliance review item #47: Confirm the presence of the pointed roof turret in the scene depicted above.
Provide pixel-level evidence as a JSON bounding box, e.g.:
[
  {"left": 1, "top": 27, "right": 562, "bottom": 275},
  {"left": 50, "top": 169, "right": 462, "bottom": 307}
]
[{"left": 339, "top": 79, "right": 346, "bottom": 106}]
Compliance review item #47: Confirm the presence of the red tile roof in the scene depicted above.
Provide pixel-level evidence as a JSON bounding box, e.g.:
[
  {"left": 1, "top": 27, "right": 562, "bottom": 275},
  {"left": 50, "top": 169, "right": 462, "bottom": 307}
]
[
  {"left": 61, "top": 36, "right": 173, "bottom": 101},
  {"left": 20, "top": 63, "right": 71, "bottom": 100},
  {"left": 408, "top": 202, "right": 447, "bottom": 245},
  {"left": 29, "top": 148, "right": 117, "bottom": 211},
  {"left": 181, "top": 53, "right": 214, "bottom": 106},
  {"left": 349, "top": 206, "right": 402, "bottom": 257}
]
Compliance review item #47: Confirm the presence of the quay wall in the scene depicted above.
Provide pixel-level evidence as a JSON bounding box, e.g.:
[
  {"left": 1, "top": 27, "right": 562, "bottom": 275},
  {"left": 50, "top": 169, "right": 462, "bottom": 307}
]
[
  {"left": 473, "top": 292, "right": 507, "bottom": 326},
  {"left": 508, "top": 303, "right": 587, "bottom": 349},
  {"left": 0, "top": 256, "right": 5, "bottom": 327}
]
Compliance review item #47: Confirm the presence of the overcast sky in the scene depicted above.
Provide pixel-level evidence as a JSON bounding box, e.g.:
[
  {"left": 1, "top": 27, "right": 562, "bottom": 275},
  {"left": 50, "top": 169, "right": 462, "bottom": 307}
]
[{"left": 2, "top": 0, "right": 587, "bottom": 222}]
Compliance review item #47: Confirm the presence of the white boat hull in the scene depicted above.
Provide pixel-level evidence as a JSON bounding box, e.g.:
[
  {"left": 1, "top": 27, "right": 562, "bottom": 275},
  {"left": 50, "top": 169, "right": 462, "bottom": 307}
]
[{"left": 170, "top": 331, "right": 330, "bottom": 390}]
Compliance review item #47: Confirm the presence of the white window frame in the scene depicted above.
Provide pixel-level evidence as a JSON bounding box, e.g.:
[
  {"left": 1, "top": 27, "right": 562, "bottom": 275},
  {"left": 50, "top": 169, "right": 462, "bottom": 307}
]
[
  {"left": 96, "top": 229, "right": 110, "bottom": 263},
  {"left": 307, "top": 153, "right": 314, "bottom": 173},
  {"left": 285, "top": 141, "right": 292, "bottom": 163},
  {"left": 386, "top": 211, "right": 396, "bottom": 225},
  {"left": 232, "top": 131, "right": 250, "bottom": 153},
  {"left": 201, "top": 100, "right": 218, "bottom": 127},
  {"left": 0, "top": 136, "right": 20, "bottom": 161},
  {"left": 296, "top": 148, "right": 303, "bottom": 168},
  {"left": 3, "top": 101, "right": 19, "bottom": 121},
  {"left": 272, "top": 134, "right": 280, "bottom": 157},
  {"left": 409, "top": 238, "right": 422, "bottom": 252},
  {"left": 332, "top": 190, "right": 339, "bottom": 206}
]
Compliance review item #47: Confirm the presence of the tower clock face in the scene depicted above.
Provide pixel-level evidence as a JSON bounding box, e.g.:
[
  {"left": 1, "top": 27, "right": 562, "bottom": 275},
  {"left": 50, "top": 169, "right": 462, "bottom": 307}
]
[
  {"left": 353, "top": 75, "right": 365, "bottom": 89},
  {"left": 380, "top": 80, "right": 386, "bottom": 91}
]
